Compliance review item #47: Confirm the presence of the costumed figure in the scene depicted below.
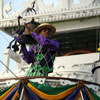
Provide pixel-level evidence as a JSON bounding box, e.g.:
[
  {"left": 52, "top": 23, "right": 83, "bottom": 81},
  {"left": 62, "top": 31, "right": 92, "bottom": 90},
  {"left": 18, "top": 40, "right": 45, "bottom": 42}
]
[{"left": 13, "top": 21, "right": 59, "bottom": 76}]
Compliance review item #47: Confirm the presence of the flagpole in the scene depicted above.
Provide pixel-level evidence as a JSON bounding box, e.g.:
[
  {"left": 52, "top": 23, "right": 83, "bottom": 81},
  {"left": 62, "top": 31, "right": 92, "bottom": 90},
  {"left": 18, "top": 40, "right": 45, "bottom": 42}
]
[
  {"left": 80, "top": 90, "right": 84, "bottom": 100},
  {"left": 20, "top": 87, "right": 24, "bottom": 100}
]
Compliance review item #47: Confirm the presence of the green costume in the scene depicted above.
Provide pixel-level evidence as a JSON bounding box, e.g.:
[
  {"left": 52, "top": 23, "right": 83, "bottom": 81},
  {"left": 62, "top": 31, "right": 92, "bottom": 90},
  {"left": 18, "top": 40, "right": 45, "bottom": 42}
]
[{"left": 20, "top": 32, "right": 59, "bottom": 76}]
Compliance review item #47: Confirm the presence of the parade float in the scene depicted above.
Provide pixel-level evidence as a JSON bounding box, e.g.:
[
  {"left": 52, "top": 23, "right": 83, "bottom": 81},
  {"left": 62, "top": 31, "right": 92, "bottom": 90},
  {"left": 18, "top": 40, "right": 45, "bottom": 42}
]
[{"left": 0, "top": 0, "right": 100, "bottom": 99}]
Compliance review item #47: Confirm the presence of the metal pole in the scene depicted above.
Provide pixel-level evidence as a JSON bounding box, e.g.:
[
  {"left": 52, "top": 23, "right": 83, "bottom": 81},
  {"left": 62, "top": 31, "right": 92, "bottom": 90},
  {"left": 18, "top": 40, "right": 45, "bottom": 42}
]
[
  {"left": 80, "top": 90, "right": 84, "bottom": 100},
  {"left": 0, "top": 60, "right": 17, "bottom": 78}
]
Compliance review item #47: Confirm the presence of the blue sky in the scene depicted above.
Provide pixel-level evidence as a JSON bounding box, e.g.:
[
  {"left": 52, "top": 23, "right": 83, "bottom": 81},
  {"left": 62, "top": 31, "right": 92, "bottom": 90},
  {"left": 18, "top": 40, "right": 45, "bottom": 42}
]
[{"left": 0, "top": 0, "right": 79, "bottom": 72}]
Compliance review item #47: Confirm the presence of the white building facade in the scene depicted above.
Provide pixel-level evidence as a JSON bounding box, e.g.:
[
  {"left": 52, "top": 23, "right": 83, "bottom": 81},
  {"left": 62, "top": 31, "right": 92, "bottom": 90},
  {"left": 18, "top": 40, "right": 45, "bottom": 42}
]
[{"left": 0, "top": 0, "right": 100, "bottom": 96}]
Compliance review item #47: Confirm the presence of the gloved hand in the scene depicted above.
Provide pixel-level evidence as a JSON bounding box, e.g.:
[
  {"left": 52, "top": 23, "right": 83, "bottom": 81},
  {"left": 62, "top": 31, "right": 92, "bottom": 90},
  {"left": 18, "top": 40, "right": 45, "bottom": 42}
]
[{"left": 13, "top": 31, "right": 25, "bottom": 45}]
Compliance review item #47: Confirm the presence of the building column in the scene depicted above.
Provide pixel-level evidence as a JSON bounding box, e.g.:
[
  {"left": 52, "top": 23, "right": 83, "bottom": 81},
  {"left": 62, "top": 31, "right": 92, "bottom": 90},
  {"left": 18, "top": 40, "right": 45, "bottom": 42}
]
[
  {"left": 0, "top": 0, "right": 3, "bottom": 19},
  {"left": 3, "top": 49, "right": 10, "bottom": 73},
  {"left": 93, "top": 60, "right": 100, "bottom": 96}
]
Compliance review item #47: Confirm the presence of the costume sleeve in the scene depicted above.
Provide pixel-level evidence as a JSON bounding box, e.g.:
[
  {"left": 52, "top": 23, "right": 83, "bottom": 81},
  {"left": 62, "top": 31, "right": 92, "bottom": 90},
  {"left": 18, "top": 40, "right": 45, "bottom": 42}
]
[
  {"left": 31, "top": 32, "right": 59, "bottom": 51},
  {"left": 21, "top": 45, "right": 34, "bottom": 64}
]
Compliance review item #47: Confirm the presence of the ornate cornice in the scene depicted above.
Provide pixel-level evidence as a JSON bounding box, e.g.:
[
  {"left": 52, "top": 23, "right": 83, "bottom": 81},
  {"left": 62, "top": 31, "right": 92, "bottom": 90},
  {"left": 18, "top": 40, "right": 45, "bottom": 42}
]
[{"left": 0, "top": 0, "right": 100, "bottom": 28}]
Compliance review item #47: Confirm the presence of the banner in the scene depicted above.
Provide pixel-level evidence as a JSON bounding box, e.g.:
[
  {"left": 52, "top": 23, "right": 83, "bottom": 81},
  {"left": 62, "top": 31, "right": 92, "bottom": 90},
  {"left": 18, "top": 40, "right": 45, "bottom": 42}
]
[{"left": 0, "top": 80, "right": 99, "bottom": 100}]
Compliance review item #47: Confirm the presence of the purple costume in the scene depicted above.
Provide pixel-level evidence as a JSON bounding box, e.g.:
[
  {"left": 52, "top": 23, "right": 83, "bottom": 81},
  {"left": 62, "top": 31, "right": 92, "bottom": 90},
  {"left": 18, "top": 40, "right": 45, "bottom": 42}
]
[{"left": 20, "top": 32, "right": 59, "bottom": 76}]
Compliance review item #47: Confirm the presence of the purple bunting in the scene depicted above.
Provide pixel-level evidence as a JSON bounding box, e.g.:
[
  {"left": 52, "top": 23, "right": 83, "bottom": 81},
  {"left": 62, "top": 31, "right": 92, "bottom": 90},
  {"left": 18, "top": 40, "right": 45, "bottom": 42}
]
[
  {"left": 23, "top": 84, "right": 44, "bottom": 100},
  {"left": 60, "top": 87, "right": 80, "bottom": 100},
  {"left": 4, "top": 83, "right": 19, "bottom": 100},
  {"left": 82, "top": 88, "right": 90, "bottom": 100}
]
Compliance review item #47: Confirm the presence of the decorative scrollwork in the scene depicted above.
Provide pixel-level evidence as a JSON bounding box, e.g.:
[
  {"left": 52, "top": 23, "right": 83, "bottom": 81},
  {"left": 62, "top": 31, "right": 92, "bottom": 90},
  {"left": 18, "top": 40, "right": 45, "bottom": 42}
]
[{"left": 26, "top": 1, "right": 36, "bottom": 14}]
